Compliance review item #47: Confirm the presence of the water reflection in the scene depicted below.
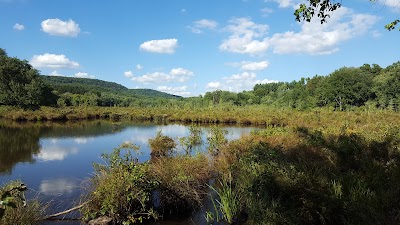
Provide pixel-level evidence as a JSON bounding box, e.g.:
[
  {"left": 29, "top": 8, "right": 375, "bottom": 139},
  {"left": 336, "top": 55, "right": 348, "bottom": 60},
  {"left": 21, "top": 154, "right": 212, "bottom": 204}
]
[
  {"left": 39, "top": 178, "right": 77, "bottom": 196},
  {"left": 37, "top": 145, "right": 79, "bottom": 161},
  {"left": 0, "top": 125, "right": 41, "bottom": 174},
  {"left": 0, "top": 120, "right": 256, "bottom": 225}
]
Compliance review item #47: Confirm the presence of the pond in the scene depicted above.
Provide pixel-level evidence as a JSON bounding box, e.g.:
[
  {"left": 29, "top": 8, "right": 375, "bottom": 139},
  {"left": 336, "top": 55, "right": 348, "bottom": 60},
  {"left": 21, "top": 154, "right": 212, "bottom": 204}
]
[{"left": 0, "top": 120, "right": 256, "bottom": 224}]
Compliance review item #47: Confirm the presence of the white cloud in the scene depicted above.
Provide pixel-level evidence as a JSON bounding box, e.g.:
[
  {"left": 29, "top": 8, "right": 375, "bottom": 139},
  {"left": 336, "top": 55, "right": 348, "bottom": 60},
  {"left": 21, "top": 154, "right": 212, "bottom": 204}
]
[
  {"left": 376, "top": 0, "right": 400, "bottom": 10},
  {"left": 269, "top": 7, "right": 378, "bottom": 55},
  {"left": 139, "top": 39, "right": 178, "bottom": 54},
  {"left": 220, "top": 17, "right": 270, "bottom": 55},
  {"left": 136, "top": 64, "right": 143, "bottom": 70},
  {"left": 170, "top": 67, "right": 194, "bottom": 76},
  {"left": 13, "top": 23, "right": 24, "bottom": 31},
  {"left": 75, "top": 72, "right": 95, "bottom": 79},
  {"left": 131, "top": 67, "right": 193, "bottom": 83},
  {"left": 241, "top": 61, "right": 269, "bottom": 71},
  {"left": 124, "top": 71, "right": 134, "bottom": 78},
  {"left": 189, "top": 19, "right": 218, "bottom": 33},
  {"left": 208, "top": 72, "right": 278, "bottom": 92},
  {"left": 266, "top": 0, "right": 301, "bottom": 8},
  {"left": 157, "top": 86, "right": 190, "bottom": 96},
  {"left": 50, "top": 70, "right": 64, "bottom": 76},
  {"left": 30, "top": 53, "right": 79, "bottom": 69},
  {"left": 206, "top": 81, "right": 221, "bottom": 90},
  {"left": 41, "top": 18, "right": 80, "bottom": 37}
]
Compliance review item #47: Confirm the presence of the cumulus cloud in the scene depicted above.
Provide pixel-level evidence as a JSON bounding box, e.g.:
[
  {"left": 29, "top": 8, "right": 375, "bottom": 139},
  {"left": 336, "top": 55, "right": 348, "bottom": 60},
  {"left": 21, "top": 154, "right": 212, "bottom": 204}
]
[
  {"left": 206, "top": 81, "right": 221, "bottom": 90},
  {"left": 269, "top": 7, "right": 378, "bottom": 55},
  {"left": 157, "top": 86, "right": 190, "bottom": 96},
  {"left": 241, "top": 61, "right": 269, "bottom": 71},
  {"left": 131, "top": 68, "right": 193, "bottom": 83},
  {"left": 266, "top": 0, "right": 301, "bottom": 8},
  {"left": 13, "top": 23, "right": 24, "bottom": 31},
  {"left": 220, "top": 17, "right": 270, "bottom": 55},
  {"left": 139, "top": 39, "right": 178, "bottom": 54},
  {"left": 41, "top": 18, "right": 80, "bottom": 37},
  {"left": 50, "top": 71, "right": 64, "bottom": 76},
  {"left": 75, "top": 72, "right": 95, "bottom": 79},
  {"left": 136, "top": 64, "right": 143, "bottom": 70},
  {"left": 189, "top": 19, "right": 218, "bottom": 33},
  {"left": 30, "top": 53, "right": 79, "bottom": 69},
  {"left": 376, "top": 0, "right": 400, "bottom": 10},
  {"left": 207, "top": 72, "right": 278, "bottom": 92},
  {"left": 124, "top": 71, "right": 134, "bottom": 78}
]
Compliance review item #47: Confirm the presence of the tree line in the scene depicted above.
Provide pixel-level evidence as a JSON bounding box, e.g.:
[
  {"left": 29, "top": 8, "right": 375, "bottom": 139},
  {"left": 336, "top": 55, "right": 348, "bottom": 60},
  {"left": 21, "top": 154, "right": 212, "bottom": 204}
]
[
  {"left": 1, "top": 48, "right": 399, "bottom": 111},
  {"left": 201, "top": 62, "right": 399, "bottom": 111}
]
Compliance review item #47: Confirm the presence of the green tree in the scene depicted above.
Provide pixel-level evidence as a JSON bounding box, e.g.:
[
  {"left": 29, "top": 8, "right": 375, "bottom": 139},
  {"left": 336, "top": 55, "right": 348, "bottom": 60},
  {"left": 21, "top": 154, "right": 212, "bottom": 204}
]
[
  {"left": 372, "top": 62, "right": 400, "bottom": 109},
  {"left": 315, "top": 67, "right": 374, "bottom": 110},
  {"left": 0, "top": 50, "right": 53, "bottom": 109},
  {"left": 294, "top": 0, "right": 399, "bottom": 31}
]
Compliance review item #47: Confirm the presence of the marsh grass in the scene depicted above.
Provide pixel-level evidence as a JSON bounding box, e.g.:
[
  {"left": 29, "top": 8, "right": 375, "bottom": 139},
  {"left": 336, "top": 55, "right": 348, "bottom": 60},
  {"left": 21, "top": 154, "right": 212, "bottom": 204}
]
[
  {"left": 150, "top": 154, "right": 212, "bottom": 217},
  {"left": 213, "top": 124, "right": 400, "bottom": 225},
  {"left": 209, "top": 174, "right": 241, "bottom": 224}
]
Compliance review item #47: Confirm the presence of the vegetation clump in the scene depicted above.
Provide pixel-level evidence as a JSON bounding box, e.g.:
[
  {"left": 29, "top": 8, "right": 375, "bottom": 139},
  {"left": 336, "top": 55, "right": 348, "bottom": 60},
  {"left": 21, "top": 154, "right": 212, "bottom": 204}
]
[
  {"left": 81, "top": 143, "right": 158, "bottom": 224},
  {"left": 148, "top": 130, "right": 176, "bottom": 157},
  {"left": 0, "top": 181, "right": 45, "bottom": 225},
  {"left": 150, "top": 154, "right": 212, "bottom": 217}
]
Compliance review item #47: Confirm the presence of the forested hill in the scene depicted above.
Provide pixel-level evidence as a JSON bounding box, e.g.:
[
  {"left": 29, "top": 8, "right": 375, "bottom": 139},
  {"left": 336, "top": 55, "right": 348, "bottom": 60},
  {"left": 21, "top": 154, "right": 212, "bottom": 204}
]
[{"left": 41, "top": 75, "right": 181, "bottom": 99}]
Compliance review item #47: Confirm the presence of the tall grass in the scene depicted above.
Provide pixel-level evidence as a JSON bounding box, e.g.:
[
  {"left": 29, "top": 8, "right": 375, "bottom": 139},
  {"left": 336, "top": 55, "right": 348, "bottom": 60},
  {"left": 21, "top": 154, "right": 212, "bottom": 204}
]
[
  {"left": 150, "top": 154, "right": 211, "bottom": 217},
  {"left": 209, "top": 173, "right": 241, "bottom": 224}
]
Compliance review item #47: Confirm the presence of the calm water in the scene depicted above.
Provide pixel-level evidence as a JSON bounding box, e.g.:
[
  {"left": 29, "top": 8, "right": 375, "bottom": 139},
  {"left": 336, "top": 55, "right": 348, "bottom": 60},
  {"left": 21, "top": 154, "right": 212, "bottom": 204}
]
[{"left": 0, "top": 120, "right": 255, "bottom": 224}]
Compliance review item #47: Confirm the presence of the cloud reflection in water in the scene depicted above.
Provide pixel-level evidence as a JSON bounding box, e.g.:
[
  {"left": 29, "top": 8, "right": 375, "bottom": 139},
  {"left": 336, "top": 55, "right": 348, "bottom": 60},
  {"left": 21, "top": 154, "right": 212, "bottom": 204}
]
[{"left": 39, "top": 178, "right": 77, "bottom": 196}]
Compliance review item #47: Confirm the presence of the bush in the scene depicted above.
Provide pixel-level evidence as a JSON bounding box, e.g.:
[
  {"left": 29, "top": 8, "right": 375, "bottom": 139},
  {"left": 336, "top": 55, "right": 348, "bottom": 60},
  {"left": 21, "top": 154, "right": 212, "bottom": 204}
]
[
  {"left": 148, "top": 131, "right": 176, "bottom": 157},
  {"left": 81, "top": 143, "right": 158, "bottom": 224}
]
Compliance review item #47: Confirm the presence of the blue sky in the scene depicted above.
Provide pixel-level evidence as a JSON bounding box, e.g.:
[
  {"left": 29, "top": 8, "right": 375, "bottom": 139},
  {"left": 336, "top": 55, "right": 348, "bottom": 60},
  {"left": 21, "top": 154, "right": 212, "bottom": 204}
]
[{"left": 0, "top": 0, "right": 399, "bottom": 97}]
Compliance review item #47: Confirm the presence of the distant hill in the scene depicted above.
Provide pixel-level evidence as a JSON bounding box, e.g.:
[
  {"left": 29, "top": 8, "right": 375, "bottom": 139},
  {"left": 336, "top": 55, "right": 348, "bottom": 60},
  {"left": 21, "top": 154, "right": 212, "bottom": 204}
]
[{"left": 41, "top": 75, "right": 182, "bottom": 99}]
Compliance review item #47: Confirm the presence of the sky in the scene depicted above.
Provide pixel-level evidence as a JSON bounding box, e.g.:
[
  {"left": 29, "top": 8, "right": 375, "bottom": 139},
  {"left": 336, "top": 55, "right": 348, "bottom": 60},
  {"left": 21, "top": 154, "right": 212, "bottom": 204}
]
[{"left": 0, "top": 0, "right": 399, "bottom": 97}]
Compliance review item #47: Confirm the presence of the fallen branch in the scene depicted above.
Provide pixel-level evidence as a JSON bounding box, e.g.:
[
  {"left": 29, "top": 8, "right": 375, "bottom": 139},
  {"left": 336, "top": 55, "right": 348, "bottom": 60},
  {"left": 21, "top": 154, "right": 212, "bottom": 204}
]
[{"left": 43, "top": 201, "right": 89, "bottom": 220}]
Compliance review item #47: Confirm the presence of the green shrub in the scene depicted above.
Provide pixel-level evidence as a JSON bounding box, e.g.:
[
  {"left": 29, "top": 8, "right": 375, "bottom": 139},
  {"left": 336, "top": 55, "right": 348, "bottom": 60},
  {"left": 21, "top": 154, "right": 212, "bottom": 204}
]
[{"left": 81, "top": 143, "right": 158, "bottom": 224}]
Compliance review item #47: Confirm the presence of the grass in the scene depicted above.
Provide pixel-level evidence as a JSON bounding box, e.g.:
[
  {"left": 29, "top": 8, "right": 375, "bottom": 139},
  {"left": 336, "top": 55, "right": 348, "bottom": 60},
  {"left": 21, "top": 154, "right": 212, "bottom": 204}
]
[
  {"left": 1, "top": 105, "right": 399, "bottom": 224},
  {"left": 150, "top": 153, "right": 212, "bottom": 217},
  {"left": 213, "top": 125, "right": 400, "bottom": 225}
]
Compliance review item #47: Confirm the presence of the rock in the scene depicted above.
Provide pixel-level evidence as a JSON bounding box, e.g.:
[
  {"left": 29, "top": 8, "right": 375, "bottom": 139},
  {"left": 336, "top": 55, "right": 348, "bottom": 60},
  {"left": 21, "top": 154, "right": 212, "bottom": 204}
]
[{"left": 88, "top": 216, "right": 112, "bottom": 225}]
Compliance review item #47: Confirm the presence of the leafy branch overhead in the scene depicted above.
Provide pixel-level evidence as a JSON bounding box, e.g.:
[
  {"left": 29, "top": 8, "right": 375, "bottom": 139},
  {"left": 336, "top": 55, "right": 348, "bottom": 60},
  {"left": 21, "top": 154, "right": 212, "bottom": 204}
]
[{"left": 294, "top": 0, "right": 400, "bottom": 31}]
